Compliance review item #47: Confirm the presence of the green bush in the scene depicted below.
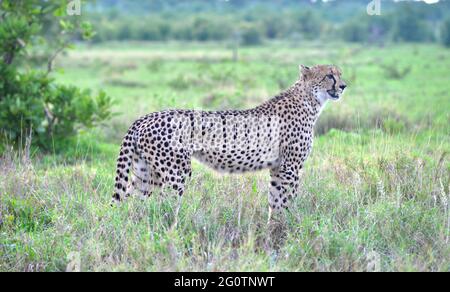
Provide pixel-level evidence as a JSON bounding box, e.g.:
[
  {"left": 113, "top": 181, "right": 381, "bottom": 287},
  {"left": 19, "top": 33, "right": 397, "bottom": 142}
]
[
  {"left": 84, "top": 1, "right": 450, "bottom": 45},
  {"left": 241, "top": 26, "right": 262, "bottom": 46},
  {"left": 393, "top": 5, "right": 434, "bottom": 43},
  {"left": 192, "top": 17, "right": 231, "bottom": 41},
  {"left": 295, "top": 10, "right": 322, "bottom": 40},
  {"left": 442, "top": 18, "right": 450, "bottom": 48},
  {"left": 0, "top": 0, "right": 113, "bottom": 151},
  {"left": 263, "top": 16, "right": 285, "bottom": 39},
  {"left": 137, "top": 24, "right": 162, "bottom": 41},
  {"left": 0, "top": 64, "right": 112, "bottom": 150},
  {"left": 337, "top": 14, "right": 393, "bottom": 44},
  {"left": 0, "top": 16, "right": 39, "bottom": 63},
  {"left": 341, "top": 20, "right": 368, "bottom": 43},
  {"left": 367, "top": 15, "right": 394, "bottom": 44}
]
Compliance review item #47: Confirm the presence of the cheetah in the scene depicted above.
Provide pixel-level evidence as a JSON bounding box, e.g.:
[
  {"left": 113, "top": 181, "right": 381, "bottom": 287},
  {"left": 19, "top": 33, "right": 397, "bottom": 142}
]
[{"left": 112, "top": 64, "right": 346, "bottom": 222}]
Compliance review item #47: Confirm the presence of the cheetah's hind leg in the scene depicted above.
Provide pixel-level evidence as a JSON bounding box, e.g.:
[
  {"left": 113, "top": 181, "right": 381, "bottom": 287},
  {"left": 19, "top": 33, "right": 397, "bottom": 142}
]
[{"left": 126, "top": 154, "right": 152, "bottom": 199}]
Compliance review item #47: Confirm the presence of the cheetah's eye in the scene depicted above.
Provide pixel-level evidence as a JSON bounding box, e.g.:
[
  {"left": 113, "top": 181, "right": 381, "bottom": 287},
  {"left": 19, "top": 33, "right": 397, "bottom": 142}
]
[{"left": 326, "top": 74, "right": 334, "bottom": 80}]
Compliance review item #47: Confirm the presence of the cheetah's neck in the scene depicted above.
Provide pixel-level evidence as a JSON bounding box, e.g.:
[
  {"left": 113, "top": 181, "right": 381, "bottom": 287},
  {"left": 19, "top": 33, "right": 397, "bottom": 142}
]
[
  {"left": 259, "top": 81, "right": 327, "bottom": 124},
  {"left": 285, "top": 81, "right": 326, "bottom": 117}
]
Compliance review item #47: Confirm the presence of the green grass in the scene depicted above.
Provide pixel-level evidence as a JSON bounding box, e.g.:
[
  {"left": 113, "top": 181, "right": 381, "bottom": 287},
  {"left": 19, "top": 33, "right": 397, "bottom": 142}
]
[{"left": 0, "top": 41, "right": 449, "bottom": 271}]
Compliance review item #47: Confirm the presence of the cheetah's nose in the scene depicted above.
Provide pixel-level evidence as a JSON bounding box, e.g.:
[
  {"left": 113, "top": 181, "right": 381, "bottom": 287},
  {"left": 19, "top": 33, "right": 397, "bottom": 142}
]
[{"left": 340, "top": 84, "right": 347, "bottom": 90}]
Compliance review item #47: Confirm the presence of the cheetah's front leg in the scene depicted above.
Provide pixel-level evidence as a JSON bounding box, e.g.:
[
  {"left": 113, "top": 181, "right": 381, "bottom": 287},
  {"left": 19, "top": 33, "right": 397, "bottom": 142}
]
[
  {"left": 268, "top": 165, "right": 300, "bottom": 224},
  {"left": 165, "top": 153, "right": 192, "bottom": 230}
]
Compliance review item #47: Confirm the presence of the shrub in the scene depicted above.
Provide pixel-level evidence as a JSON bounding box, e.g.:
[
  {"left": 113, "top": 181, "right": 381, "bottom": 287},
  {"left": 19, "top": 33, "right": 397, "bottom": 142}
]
[
  {"left": 341, "top": 20, "right": 368, "bottom": 43},
  {"left": 393, "top": 5, "right": 434, "bottom": 43},
  {"left": 136, "top": 24, "right": 162, "bottom": 41},
  {"left": 295, "top": 10, "right": 322, "bottom": 40},
  {"left": 0, "top": 0, "right": 113, "bottom": 151},
  {"left": 379, "top": 63, "right": 412, "bottom": 80},
  {"left": 117, "top": 24, "right": 133, "bottom": 41},
  {"left": 263, "top": 16, "right": 285, "bottom": 39},
  {"left": 0, "top": 16, "right": 39, "bottom": 64},
  {"left": 0, "top": 64, "right": 112, "bottom": 150},
  {"left": 441, "top": 18, "right": 450, "bottom": 48},
  {"left": 192, "top": 17, "right": 231, "bottom": 41},
  {"left": 241, "top": 26, "right": 262, "bottom": 46},
  {"left": 367, "top": 15, "right": 394, "bottom": 44}
]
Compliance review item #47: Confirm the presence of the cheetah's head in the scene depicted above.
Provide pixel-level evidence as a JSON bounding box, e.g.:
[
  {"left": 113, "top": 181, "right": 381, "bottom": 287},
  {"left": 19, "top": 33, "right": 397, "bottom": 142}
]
[{"left": 300, "top": 65, "right": 347, "bottom": 104}]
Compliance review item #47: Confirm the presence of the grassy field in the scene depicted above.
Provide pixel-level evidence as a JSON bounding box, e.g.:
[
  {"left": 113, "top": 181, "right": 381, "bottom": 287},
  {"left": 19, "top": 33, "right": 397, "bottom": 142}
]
[{"left": 0, "top": 41, "right": 449, "bottom": 272}]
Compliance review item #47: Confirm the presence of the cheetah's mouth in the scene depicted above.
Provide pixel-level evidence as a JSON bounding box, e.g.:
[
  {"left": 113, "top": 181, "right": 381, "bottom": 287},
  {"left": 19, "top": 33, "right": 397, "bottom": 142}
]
[{"left": 327, "top": 90, "right": 340, "bottom": 100}]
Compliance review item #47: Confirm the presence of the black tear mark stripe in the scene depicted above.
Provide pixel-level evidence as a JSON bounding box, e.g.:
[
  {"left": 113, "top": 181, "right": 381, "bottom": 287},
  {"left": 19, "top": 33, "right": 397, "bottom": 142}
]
[{"left": 330, "top": 74, "right": 337, "bottom": 90}]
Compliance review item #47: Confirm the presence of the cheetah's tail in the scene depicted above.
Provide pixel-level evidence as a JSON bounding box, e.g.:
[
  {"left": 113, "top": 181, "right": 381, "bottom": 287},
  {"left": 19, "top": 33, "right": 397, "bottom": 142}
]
[{"left": 112, "top": 127, "right": 137, "bottom": 204}]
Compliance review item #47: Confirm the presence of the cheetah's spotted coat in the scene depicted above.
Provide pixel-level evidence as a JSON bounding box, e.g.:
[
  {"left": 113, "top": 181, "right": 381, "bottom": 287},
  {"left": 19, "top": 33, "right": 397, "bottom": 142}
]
[{"left": 113, "top": 65, "right": 346, "bottom": 219}]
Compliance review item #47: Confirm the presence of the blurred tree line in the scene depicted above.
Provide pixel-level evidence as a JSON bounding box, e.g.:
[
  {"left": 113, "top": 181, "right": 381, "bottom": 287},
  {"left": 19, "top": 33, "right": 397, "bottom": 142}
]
[{"left": 87, "top": 0, "right": 450, "bottom": 47}]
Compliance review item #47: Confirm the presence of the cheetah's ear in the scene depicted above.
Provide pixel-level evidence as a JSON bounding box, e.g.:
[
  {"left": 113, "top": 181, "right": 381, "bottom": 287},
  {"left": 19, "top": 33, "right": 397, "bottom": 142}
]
[{"left": 299, "top": 65, "right": 312, "bottom": 80}]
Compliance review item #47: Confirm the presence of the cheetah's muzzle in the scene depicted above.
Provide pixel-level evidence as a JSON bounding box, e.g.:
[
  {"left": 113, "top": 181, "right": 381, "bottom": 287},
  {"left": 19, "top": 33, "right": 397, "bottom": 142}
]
[{"left": 327, "top": 89, "right": 339, "bottom": 99}]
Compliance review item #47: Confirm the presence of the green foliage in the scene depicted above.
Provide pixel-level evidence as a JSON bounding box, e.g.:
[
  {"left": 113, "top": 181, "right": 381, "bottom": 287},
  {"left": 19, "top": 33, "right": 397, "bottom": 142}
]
[
  {"left": 295, "top": 10, "right": 322, "bottom": 40},
  {"left": 0, "top": 16, "right": 38, "bottom": 63},
  {"left": 85, "top": 1, "right": 450, "bottom": 46},
  {"left": 93, "top": 15, "right": 233, "bottom": 43},
  {"left": 0, "top": 63, "right": 112, "bottom": 150},
  {"left": 367, "top": 16, "right": 394, "bottom": 44},
  {"left": 340, "top": 9, "right": 432, "bottom": 45},
  {"left": 3, "top": 197, "right": 52, "bottom": 232},
  {"left": 341, "top": 20, "right": 368, "bottom": 43},
  {"left": 393, "top": 5, "right": 434, "bottom": 43},
  {"left": 192, "top": 17, "right": 231, "bottom": 41},
  {"left": 379, "top": 63, "right": 412, "bottom": 80},
  {"left": 263, "top": 16, "right": 285, "bottom": 39},
  {"left": 0, "top": 0, "right": 112, "bottom": 151},
  {"left": 442, "top": 18, "right": 450, "bottom": 48},
  {"left": 241, "top": 26, "right": 262, "bottom": 46}
]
